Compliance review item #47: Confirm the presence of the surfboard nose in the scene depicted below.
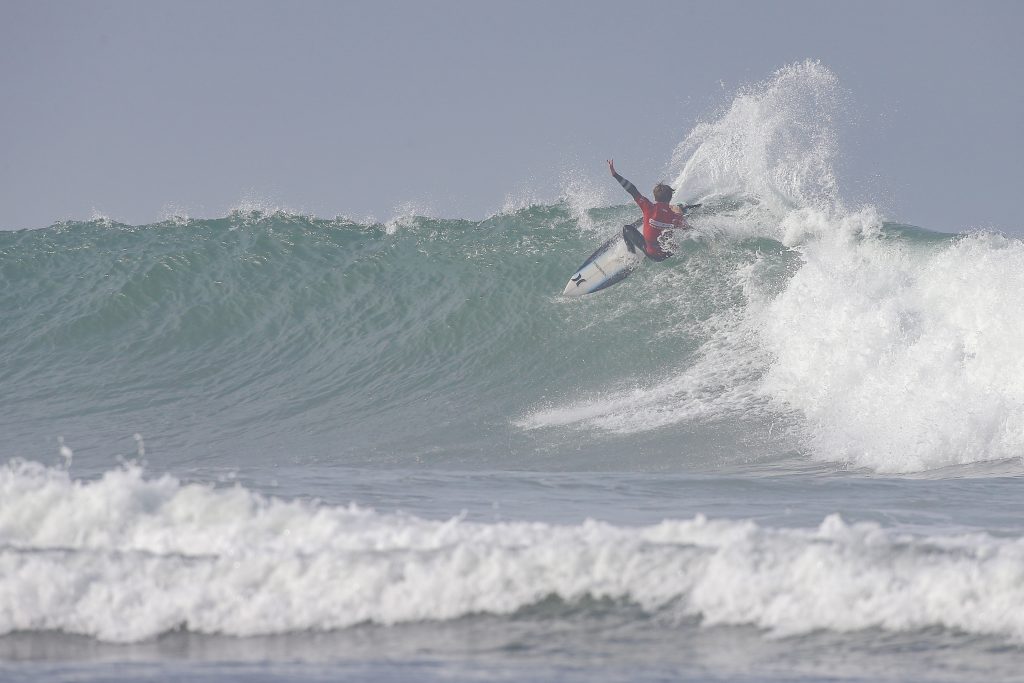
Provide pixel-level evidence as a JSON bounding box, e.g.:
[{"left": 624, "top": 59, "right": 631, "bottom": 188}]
[{"left": 562, "top": 273, "right": 587, "bottom": 296}]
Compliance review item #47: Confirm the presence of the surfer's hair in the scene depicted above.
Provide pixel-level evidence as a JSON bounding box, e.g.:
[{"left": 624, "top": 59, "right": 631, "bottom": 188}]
[{"left": 653, "top": 184, "right": 674, "bottom": 202}]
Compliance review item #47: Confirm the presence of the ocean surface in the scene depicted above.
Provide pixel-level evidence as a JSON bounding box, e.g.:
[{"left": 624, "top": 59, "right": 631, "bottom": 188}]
[{"left": 3, "top": 61, "right": 1024, "bottom": 682}]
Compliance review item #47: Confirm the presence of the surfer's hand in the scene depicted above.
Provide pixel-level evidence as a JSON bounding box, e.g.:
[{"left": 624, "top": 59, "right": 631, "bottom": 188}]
[{"left": 607, "top": 159, "right": 616, "bottom": 176}]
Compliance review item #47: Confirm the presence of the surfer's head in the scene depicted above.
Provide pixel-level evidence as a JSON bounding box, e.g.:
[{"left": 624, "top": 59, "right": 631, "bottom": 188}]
[{"left": 653, "top": 184, "right": 674, "bottom": 202}]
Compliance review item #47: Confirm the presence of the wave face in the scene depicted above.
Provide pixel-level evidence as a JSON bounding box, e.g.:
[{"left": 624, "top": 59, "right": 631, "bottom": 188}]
[
  {"left": 3, "top": 460, "right": 1024, "bottom": 644},
  {"left": 2, "top": 61, "right": 1024, "bottom": 474}
]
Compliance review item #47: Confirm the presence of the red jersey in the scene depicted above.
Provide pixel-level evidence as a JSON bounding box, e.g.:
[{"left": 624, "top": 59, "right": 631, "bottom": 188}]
[{"left": 635, "top": 196, "right": 684, "bottom": 260}]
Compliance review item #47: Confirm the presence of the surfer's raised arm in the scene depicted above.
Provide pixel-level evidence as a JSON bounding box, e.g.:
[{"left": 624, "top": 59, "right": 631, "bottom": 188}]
[{"left": 606, "top": 159, "right": 642, "bottom": 203}]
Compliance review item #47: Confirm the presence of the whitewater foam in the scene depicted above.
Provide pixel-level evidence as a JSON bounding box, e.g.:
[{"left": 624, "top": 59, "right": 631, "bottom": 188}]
[
  {"left": 761, "top": 228, "right": 1024, "bottom": 472},
  {"left": 2, "top": 462, "right": 1024, "bottom": 643}
]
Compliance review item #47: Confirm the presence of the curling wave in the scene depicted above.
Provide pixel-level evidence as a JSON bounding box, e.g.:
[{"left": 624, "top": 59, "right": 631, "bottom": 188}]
[{"left": 2, "top": 61, "right": 1023, "bottom": 473}]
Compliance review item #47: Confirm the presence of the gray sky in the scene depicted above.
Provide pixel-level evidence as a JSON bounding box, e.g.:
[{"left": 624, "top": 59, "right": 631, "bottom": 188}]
[{"left": 1, "top": 0, "right": 1021, "bottom": 233}]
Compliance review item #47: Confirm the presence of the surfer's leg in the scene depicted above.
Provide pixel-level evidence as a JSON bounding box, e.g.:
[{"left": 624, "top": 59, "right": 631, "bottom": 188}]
[{"left": 622, "top": 222, "right": 645, "bottom": 254}]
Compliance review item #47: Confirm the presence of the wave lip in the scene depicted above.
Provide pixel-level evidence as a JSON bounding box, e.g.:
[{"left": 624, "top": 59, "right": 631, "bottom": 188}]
[{"left": 2, "top": 462, "right": 1024, "bottom": 643}]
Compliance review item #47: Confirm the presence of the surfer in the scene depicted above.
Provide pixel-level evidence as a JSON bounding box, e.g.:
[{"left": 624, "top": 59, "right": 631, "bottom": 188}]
[{"left": 607, "top": 159, "right": 688, "bottom": 261}]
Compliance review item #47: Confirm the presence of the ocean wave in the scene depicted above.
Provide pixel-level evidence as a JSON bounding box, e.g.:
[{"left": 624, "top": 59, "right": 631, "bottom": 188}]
[
  {"left": 3, "top": 197, "right": 1022, "bottom": 474},
  {"left": 2, "top": 462, "right": 1023, "bottom": 643},
  {"left": 3, "top": 61, "right": 1023, "bottom": 474}
]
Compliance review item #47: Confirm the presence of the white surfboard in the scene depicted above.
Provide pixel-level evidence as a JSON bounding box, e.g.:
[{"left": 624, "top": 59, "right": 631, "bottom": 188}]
[{"left": 562, "top": 234, "right": 644, "bottom": 296}]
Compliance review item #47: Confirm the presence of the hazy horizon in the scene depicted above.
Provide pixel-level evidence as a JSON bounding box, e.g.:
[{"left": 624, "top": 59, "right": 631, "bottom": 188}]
[{"left": 2, "top": 0, "right": 1021, "bottom": 234}]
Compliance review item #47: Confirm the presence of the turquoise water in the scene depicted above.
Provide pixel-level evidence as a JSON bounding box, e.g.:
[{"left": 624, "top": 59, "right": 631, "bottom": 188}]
[{"left": 0, "top": 206, "right": 798, "bottom": 471}]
